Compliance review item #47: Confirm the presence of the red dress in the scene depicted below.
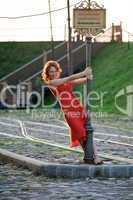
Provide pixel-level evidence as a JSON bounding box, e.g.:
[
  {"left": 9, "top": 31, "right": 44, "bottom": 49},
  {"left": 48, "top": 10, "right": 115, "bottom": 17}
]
[{"left": 50, "top": 81, "right": 88, "bottom": 147}]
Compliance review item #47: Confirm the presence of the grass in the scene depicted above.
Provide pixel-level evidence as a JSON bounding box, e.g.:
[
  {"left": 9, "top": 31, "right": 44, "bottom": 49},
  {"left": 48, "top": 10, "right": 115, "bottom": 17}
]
[
  {"left": 43, "top": 42, "right": 133, "bottom": 116},
  {"left": 0, "top": 41, "right": 61, "bottom": 79},
  {"left": 1, "top": 41, "right": 133, "bottom": 117},
  {"left": 79, "top": 42, "right": 133, "bottom": 115}
]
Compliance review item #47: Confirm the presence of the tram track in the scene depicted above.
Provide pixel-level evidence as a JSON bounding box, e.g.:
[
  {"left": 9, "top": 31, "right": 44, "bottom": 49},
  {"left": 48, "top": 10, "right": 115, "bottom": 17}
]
[
  {"left": 0, "top": 121, "right": 133, "bottom": 147},
  {"left": 1, "top": 116, "right": 133, "bottom": 134},
  {"left": 1, "top": 129, "right": 133, "bottom": 164},
  {"left": 0, "top": 118, "right": 133, "bottom": 164},
  {"left": 20, "top": 121, "right": 133, "bottom": 164}
]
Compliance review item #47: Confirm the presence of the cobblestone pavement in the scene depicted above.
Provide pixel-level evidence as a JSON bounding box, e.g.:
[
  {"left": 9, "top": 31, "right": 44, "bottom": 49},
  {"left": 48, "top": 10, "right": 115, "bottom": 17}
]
[
  {"left": 0, "top": 136, "right": 83, "bottom": 164},
  {"left": 0, "top": 161, "right": 133, "bottom": 200},
  {"left": 0, "top": 115, "right": 133, "bottom": 199},
  {"left": 0, "top": 116, "right": 133, "bottom": 164}
]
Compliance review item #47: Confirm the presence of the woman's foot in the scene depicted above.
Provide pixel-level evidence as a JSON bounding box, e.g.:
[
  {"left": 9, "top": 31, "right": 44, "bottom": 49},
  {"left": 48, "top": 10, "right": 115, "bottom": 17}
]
[
  {"left": 83, "top": 156, "right": 104, "bottom": 165},
  {"left": 93, "top": 156, "right": 104, "bottom": 165}
]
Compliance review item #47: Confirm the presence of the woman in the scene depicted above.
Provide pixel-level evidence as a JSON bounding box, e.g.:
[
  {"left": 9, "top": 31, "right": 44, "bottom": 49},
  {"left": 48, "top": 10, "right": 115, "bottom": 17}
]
[{"left": 41, "top": 60, "right": 103, "bottom": 165}]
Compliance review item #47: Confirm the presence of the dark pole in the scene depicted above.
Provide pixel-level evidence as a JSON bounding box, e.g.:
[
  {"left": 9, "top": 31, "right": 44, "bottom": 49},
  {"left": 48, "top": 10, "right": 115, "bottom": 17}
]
[
  {"left": 128, "top": 32, "right": 130, "bottom": 50},
  {"left": 84, "top": 35, "right": 94, "bottom": 163},
  {"left": 48, "top": 0, "right": 54, "bottom": 58},
  {"left": 112, "top": 23, "right": 115, "bottom": 42},
  {"left": 67, "top": 0, "right": 72, "bottom": 75},
  {"left": 88, "top": 0, "right": 91, "bottom": 8},
  {"left": 120, "top": 21, "right": 123, "bottom": 43}
]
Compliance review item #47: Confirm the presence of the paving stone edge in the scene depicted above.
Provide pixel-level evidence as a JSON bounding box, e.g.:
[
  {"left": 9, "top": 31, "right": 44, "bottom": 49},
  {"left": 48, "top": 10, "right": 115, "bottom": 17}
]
[{"left": 0, "top": 148, "right": 133, "bottom": 178}]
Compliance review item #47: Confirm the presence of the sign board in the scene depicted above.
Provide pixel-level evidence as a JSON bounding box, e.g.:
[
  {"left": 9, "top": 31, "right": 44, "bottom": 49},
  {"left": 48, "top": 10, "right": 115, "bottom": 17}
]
[{"left": 73, "top": 9, "right": 106, "bottom": 34}]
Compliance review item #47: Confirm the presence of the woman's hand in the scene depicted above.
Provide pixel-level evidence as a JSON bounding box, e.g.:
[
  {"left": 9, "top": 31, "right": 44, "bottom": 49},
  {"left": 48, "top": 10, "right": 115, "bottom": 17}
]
[
  {"left": 87, "top": 74, "right": 93, "bottom": 80},
  {"left": 82, "top": 67, "right": 93, "bottom": 80},
  {"left": 82, "top": 67, "right": 92, "bottom": 76}
]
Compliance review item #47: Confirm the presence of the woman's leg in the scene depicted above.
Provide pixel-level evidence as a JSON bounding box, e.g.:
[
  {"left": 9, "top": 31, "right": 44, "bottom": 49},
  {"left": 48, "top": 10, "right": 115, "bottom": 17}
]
[
  {"left": 79, "top": 139, "right": 85, "bottom": 152},
  {"left": 79, "top": 139, "right": 103, "bottom": 164},
  {"left": 81, "top": 139, "right": 103, "bottom": 164},
  {"left": 93, "top": 143, "right": 103, "bottom": 164}
]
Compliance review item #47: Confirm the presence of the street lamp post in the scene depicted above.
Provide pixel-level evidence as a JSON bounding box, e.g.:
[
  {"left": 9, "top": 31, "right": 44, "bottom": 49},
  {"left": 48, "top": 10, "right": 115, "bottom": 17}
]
[
  {"left": 84, "top": 35, "right": 94, "bottom": 163},
  {"left": 67, "top": 0, "right": 72, "bottom": 75},
  {"left": 73, "top": 0, "right": 106, "bottom": 164}
]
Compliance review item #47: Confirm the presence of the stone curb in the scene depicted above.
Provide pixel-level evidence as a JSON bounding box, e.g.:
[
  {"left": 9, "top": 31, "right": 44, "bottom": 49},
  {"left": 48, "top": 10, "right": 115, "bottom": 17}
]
[{"left": 0, "top": 148, "right": 133, "bottom": 178}]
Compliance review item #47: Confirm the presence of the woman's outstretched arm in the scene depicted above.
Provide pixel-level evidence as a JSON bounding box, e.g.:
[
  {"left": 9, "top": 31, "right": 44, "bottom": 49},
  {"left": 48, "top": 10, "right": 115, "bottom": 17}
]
[
  {"left": 48, "top": 67, "right": 92, "bottom": 86},
  {"left": 71, "top": 74, "right": 93, "bottom": 86}
]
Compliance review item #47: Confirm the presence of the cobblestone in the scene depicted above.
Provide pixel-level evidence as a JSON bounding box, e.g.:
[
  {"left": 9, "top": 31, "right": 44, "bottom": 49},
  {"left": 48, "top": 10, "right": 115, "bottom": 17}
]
[
  {"left": 0, "top": 136, "right": 83, "bottom": 164},
  {"left": 0, "top": 116, "right": 132, "bottom": 164},
  {"left": 0, "top": 115, "right": 133, "bottom": 199},
  {"left": 0, "top": 162, "right": 133, "bottom": 200}
]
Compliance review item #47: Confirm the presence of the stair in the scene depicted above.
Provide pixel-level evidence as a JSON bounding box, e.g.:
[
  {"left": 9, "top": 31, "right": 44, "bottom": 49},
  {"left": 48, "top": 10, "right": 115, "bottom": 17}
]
[{"left": 0, "top": 40, "right": 109, "bottom": 108}]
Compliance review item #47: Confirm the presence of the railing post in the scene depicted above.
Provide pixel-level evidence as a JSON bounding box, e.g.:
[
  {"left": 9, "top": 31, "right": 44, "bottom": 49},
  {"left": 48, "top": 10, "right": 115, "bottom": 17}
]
[{"left": 112, "top": 23, "right": 115, "bottom": 42}]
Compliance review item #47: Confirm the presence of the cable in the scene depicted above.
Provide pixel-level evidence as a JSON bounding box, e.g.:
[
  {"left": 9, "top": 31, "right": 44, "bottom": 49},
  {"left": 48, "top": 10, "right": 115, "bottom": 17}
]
[
  {"left": 0, "top": 1, "right": 81, "bottom": 19},
  {"left": 0, "top": 26, "right": 65, "bottom": 30}
]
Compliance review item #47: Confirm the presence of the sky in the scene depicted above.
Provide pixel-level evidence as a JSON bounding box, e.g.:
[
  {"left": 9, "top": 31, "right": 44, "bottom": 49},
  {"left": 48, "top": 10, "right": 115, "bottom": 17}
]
[{"left": 0, "top": 0, "right": 132, "bottom": 41}]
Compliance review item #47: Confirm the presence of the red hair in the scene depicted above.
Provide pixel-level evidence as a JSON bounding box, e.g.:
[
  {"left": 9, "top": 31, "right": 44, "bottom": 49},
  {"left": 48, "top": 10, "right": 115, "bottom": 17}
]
[{"left": 41, "top": 60, "right": 62, "bottom": 83}]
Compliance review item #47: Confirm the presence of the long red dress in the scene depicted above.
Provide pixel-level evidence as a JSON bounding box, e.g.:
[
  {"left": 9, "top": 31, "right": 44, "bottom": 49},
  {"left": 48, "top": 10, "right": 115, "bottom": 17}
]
[{"left": 49, "top": 81, "right": 88, "bottom": 147}]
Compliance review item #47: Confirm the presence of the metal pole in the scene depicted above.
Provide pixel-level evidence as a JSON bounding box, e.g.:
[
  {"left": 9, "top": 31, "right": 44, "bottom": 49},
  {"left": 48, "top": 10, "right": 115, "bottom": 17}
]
[
  {"left": 120, "top": 21, "right": 123, "bottom": 43},
  {"left": 112, "top": 23, "right": 115, "bottom": 42},
  {"left": 48, "top": 0, "right": 54, "bottom": 59},
  {"left": 67, "top": 0, "right": 72, "bottom": 75},
  {"left": 64, "top": 24, "right": 66, "bottom": 41},
  {"left": 88, "top": 0, "right": 91, "bottom": 9},
  {"left": 84, "top": 35, "right": 94, "bottom": 163},
  {"left": 128, "top": 32, "right": 130, "bottom": 50}
]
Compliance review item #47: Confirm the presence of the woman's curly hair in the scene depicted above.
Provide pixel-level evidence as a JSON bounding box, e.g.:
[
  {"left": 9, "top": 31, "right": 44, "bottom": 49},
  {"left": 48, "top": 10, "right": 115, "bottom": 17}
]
[{"left": 41, "top": 60, "right": 62, "bottom": 83}]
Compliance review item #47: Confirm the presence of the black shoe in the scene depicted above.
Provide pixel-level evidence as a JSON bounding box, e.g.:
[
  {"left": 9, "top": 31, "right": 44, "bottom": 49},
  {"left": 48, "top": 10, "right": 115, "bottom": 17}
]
[{"left": 83, "top": 158, "right": 104, "bottom": 165}]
